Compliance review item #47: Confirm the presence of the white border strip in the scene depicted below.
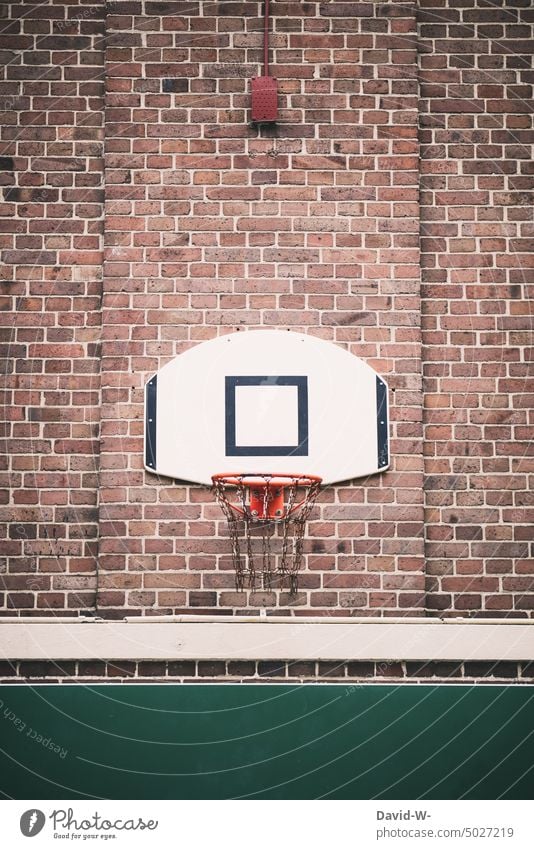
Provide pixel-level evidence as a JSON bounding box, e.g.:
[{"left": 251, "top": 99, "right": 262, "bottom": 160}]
[{"left": 0, "top": 617, "right": 533, "bottom": 661}]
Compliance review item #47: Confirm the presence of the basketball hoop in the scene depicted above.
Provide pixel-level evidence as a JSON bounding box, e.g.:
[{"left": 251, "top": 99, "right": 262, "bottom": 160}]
[{"left": 212, "top": 473, "right": 322, "bottom": 595}]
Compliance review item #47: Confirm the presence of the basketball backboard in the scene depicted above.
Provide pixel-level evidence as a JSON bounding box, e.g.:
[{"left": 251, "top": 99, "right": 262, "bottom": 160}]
[{"left": 144, "top": 330, "right": 389, "bottom": 486}]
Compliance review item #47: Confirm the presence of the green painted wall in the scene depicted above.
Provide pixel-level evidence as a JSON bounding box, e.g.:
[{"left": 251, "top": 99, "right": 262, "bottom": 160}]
[{"left": 0, "top": 685, "right": 532, "bottom": 799}]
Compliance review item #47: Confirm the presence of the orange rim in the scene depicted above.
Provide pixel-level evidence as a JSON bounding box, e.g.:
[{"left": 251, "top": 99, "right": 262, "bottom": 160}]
[
  {"left": 211, "top": 473, "right": 322, "bottom": 488},
  {"left": 211, "top": 473, "right": 322, "bottom": 519}
]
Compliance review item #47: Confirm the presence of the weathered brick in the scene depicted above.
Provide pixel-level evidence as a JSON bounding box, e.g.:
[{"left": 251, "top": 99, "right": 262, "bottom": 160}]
[
  {"left": 107, "top": 662, "right": 136, "bottom": 678},
  {"left": 167, "top": 661, "right": 196, "bottom": 677},
  {"left": 258, "top": 661, "right": 286, "bottom": 678}
]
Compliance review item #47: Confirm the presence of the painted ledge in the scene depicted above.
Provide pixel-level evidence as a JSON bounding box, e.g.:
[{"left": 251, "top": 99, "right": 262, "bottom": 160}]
[{"left": 0, "top": 616, "right": 533, "bottom": 661}]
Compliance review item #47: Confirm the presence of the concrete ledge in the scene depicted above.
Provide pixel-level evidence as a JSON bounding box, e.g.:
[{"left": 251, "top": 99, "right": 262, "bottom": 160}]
[{"left": 1, "top": 617, "right": 533, "bottom": 661}]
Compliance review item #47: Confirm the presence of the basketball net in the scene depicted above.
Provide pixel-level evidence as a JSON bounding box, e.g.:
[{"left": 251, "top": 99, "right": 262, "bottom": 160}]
[{"left": 212, "top": 474, "right": 322, "bottom": 595}]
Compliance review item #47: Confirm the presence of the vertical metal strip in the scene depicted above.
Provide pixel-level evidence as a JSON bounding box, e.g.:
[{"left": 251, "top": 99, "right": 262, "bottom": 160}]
[
  {"left": 225, "top": 376, "right": 235, "bottom": 456},
  {"left": 376, "top": 376, "right": 389, "bottom": 470},
  {"left": 264, "top": 0, "right": 270, "bottom": 76},
  {"left": 297, "top": 376, "right": 309, "bottom": 455},
  {"left": 145, "top": 375, "right": 157, "bottom": 470}
]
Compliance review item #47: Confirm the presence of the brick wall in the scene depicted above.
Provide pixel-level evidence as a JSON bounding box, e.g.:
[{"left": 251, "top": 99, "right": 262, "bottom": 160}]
[
  {"left": 0, "top": 0, "right": 105, "bottom": 613},
  {"left": 1, "top": 657, "right": 532, "bottom": 684},
  {"left": 0, "top": 0, "right": 532, "bottom": 623},
  {"left": 419, "top": 0, "right": 534, "bottom": 616}
]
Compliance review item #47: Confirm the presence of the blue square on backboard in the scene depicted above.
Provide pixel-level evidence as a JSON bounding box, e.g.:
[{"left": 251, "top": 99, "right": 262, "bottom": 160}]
[{"left": 225, "top": 376, "right": 309, "bottom": 456}]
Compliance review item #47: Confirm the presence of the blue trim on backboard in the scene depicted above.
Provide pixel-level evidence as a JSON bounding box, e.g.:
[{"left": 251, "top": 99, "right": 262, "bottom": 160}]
[
  {"left": 376, "top": 376, "right": 389, "bottom": 470},
  {"left": 145, "top": 375, "right": 157, "bottom": 470},
  {"left": 225, "top": 376, "right": 309, "bottom": 457}
]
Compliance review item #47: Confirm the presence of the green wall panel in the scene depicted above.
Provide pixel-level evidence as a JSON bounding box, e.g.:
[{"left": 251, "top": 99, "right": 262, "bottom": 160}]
[{"left": 0, "top": 684, "right": 532, "bottom": 800}]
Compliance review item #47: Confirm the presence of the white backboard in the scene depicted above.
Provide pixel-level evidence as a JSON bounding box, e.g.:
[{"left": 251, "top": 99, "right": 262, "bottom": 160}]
[{"left": 145, "top": 330, "right": 389, "bottom": 485}]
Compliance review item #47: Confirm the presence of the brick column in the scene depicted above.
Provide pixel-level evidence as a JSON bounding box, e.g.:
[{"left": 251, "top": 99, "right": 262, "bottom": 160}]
[
  {"left": 98, "top": 0, "right": 425, "bottom": 617},
  {"left": 419, "top": 0, "right": 534, "bottom": 617},
  {"left": 0, "top": 0, "right": 105, "bottom": 614}
]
